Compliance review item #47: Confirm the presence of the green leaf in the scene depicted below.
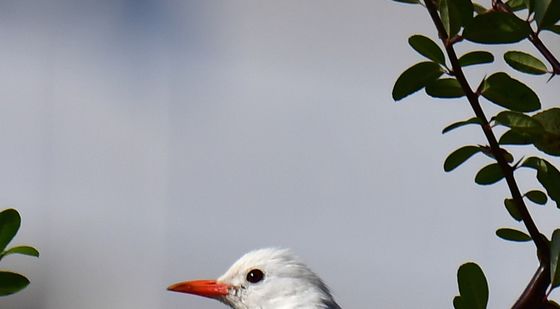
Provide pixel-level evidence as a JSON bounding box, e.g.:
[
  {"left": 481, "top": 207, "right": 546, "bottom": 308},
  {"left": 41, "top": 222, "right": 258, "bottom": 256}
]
[
  {"left": 496, "top": 228, "right": 532, "bottom": 241},
  {"left": 463, "top": 12, "right": 531, "bottom": 44},
  {"left": 525, "top": 190, "right": 548, "bottom": 205},
  {"left": 501, "top": 148, "right": 515, "bottom": 163},
  {"left": 459, "top": 51, "right": 494, "bottom": 67},
  {"left": 533, "top": 108, "right": 560, "bottom": 133},
  {"left": 455, "top": 0, "right": 475, "bottom": 29},
  {"left": 440, "top": 0, "right": 462, "bottom": 37},
  {"left": 533, "top": 108, "right": 560, "bottom": 156},
  {"left": 426, "top": 78, "right": 465, "bottom": 98},
  {"left": 545, "top": 25, "right": 560, "bottom": 34},
  {"left": 392, "top": 0, "right": 420, "bottom": 3},
  {"left": 408, "top": 35, "right": 446, "bottom": 65},
  {"left": 0, "top": 209, "right": 20, "bottom": 254},
  {"left": 506, "top": 0, "right": 527, "bottom": 10},
  {"left": 392, "top": 62, "right": 444, "bottom": 101},
  {"left": 475, "top": 163, "right": 504, "bottom": 185},
  {"left": 0, "top": 271, "right": 29, "bottom": 296},
  {"left": 495, "top": 111, "right": 544, "bottom": 134},
  {"left": 1, "top": 246, "right": 39, "bottom": 259},
  {"left": 439, "top": 0, "right": 474, "bottom": 37},
  {"left": 534, "top": 0, "right": 560, "bottom": 29},
  {"left": 481, "top": 72, "right": 540, "bottom": 112},
  {"left": 499, "top": 130, "right": 534, "bottom": 145},
  {"left": 456, "top": 262, "right": 489, "bottom": 309},
  {"left": 550, "top": 229, "right": 560, "bottom": 288},
  {"left": 524, "top": 0, "right": 535, "bottom": 13},
  {"left": 522, "top": 157, "right": 560, "bottom": 207},
  {"left": 444, "top": 146, "right": 481, "bottom": 172},
  {"left": 548, "top": 300, "right": 560, "bottom": 309},
  {"left": 495, "top": 112, "right": 542, "bottom": 152},
  {"left": 453, "top": 296, "right": 469, "bottom": 309},
  {"left": 504, "top": 51, "right": 548, "bottom": 75},
  {"left": 443, "top": 117, "right": 481, "bottom": 134},
  {"left": 475, "top": 144, "right": 513, "bottom": 163},
  {"left": 504, "top": 198, "right": 523, "bottom": 221}
]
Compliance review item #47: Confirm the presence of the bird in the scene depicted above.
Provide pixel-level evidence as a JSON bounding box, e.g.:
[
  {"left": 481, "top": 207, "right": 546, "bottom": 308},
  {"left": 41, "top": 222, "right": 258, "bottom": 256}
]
[{"left": 168, "top": 248, "right": 342, "bottom": 309}]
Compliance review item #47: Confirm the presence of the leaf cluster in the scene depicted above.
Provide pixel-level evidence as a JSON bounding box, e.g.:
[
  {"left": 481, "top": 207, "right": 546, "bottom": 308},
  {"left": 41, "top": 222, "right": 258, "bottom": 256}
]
[
  {"left": 0, "top": 208, "right": 39, "bottom": 296},
  {"left": 453, "top": 263, "right": 488, "bottom": 309},
  {"left": 392, "top": 0, "right": 560, "bottom": 307}
]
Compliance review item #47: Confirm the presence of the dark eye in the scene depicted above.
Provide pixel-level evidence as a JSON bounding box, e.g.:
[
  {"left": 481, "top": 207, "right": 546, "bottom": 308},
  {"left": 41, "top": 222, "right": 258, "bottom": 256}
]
[{"left": 246, "top": 269, "right": 265, "bottom": 283}]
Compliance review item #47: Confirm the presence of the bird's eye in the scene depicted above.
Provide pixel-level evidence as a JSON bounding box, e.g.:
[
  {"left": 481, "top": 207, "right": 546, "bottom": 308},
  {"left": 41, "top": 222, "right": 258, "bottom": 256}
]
[{"left": 246, "top": 269, "right": 265, "bottom": 283}]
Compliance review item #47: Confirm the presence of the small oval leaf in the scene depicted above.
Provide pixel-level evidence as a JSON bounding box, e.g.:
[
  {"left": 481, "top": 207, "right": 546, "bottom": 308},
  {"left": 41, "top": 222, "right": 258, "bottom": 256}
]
[
  {"left": 506, "top": 0, "right": 528, "bottom": 11},
  {"left": 534, "top": 0, "right": 560, "bottom": 29},
  {"left": 504, "top": 198, "right": 523, "bottom": 221},
  {"left": 440, "top": 0, "right": 462, "bottom": 37},
  {"left": 392, "top": 62, "right": 444, "bottom": 101},
  {"left": 475, "top": 163, "right": 505, "bottom": 185},
  {"left": 501, "top": 148, "right": 515, "bottom": 163},
  {"left": 545, "top": 25, "right": 560, "bottom": 34},
  {"left": 533, "top": 108, "right": 560, "bottom": 156},
  {"left": 444, "top": 146, "right": 481, "bottom": 172},
  {"left": 499, "top": 130, "right": 534, "bottom": 145},
  {"left": 426, "top": 78, "right": 465, "bottom": 98},
  {"left": 481, "top": 72, "right": 540, "bottom": 112},
  {"left": 457, "top": 262, "right": 489, "bottom": 309},
  {"left": 524, "top": 0, "right": 535, "bottom": 13},
  {"left": 547, "top": 300, "right": 560, "bottom": 309},
  {"left": 456, "top": 0, "right": 475, "bottom": 25},
  {"left": 534, "top": 108, "right": 560, "bottom": 134},
  {"left": 459, "top": 51, "right": 494, "bottom": 67},
  {"left": 0, "top": 271, "right": 30, "bottom": 296},
  {"left": 0, "top": 209, "right": 21, "bottom": 254},
  {"left": 504, "top": 51, "right": 548, "bottom": 75},
  {"left": 453, "top": 296, "right": 468, "bottom": 309},
  {"left": 495, "top": 111, "right": 544, "bottom": 134},
  {"left": 463, "top": 12, "right": 531, "bottom": 44},
  {"left": 439, "top": 0, "right": 474, "bottom": 37},
  {"left": 525, "top": 190, "right": 548, "bottom": 205},
  {"left": 408, "top": 35, "right": 446, "bottom": 65},
  {"left": 522, "top": 157, "right": 560, "bottom": 207},
  {"left": 496, "top": 228, "right": 532, "bottom": 242},
  {"left": 443, "top": 117, "right": 481, "bottom": 134},
  {"left": 551, "top": 229, "right": 560, "bottom": 288},
  {"left": 1, "top": 246, "right": 39, "bottom": 258}
]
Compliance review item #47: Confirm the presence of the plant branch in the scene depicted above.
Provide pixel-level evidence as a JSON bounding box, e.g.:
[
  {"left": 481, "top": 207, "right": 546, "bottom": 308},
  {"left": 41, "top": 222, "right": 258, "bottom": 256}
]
[
  {"left": 423, "top": 0, "right": 551, "bottom": 306},
  {"left": 493, "top": 0, "right": 560, "bottom": 75},
  {"left": 511, "top": 264, "right": 550, "bottom": 309},
  {"left": 424, "top": 0, "right": 546, "bottom": 252},
  {"left": 528, "top": 33, "right": 560, "bottom": 75}
]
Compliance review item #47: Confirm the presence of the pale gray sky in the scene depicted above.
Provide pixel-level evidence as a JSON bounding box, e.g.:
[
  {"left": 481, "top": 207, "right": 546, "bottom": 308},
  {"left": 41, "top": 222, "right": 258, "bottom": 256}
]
[{"left": 0, "top": 1, "right": 559, "bottom": 308}]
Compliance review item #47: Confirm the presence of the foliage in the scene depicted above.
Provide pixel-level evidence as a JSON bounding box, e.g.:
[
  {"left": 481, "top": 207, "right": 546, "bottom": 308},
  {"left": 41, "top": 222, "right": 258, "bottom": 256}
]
[
  {"left": 392, "top": 0, "right": 560, "bottom": 307},
  {"left": 453, "top": 263, "right": 488, "bottom": 309},
  {"left": 0, "top": 208, "right": 39, "bottom": 296}
]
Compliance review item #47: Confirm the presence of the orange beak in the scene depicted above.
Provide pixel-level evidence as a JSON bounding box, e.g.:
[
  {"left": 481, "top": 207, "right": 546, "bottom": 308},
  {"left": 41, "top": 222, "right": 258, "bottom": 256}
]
[{"left": 167, "top": 280, "right": 230, "bottom": 299}]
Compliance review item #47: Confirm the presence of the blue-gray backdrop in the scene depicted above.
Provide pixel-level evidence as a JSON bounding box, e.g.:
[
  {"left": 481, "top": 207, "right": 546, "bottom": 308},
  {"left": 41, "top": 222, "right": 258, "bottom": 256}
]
[{"left": 0, "top": 1, "right": 559, "bottom": 308}]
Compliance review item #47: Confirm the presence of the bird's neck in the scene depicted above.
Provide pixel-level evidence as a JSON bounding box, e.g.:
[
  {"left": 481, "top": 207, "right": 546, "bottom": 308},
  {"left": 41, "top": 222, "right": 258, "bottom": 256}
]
[{"left": 228, "top": 287, "right": 340, "bottom": 309}]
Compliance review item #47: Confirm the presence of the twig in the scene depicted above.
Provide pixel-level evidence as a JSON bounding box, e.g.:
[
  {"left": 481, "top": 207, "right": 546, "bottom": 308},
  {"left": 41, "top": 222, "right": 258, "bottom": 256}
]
[
  {"left": 423, "top": 0, "right": 551, "bottom": 307},
  {"left": 493, "top": 0, "right": 560, "bottom": 74},
  {"left": 528, "top": 33, "right": 560, "bottom": 75},
  {"left": 512, "top": 264, "right": 549, "bottom": 309}
]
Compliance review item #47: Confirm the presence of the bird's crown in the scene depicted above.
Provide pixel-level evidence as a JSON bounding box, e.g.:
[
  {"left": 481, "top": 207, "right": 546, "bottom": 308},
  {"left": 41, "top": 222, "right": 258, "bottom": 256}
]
[{"left": 217, "top": 248, "right": 341, "bottom": 309}]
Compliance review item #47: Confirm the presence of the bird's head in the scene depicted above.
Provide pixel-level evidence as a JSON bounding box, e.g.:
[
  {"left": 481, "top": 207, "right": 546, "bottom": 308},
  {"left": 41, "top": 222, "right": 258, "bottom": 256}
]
[{"left": 168, "top": 248, "right": 340, "bottom": 309}]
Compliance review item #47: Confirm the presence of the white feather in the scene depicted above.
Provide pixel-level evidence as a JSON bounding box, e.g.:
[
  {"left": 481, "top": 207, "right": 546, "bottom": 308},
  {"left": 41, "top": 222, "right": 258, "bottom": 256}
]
[{"left": 217, "top": 248, "right": 341, "bottom": 309}]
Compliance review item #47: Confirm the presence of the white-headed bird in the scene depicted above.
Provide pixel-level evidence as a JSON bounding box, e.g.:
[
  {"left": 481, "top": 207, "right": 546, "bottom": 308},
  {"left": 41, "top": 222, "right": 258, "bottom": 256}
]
[{"left": 168, "top": 248, "right": 341, "bottom": 309}]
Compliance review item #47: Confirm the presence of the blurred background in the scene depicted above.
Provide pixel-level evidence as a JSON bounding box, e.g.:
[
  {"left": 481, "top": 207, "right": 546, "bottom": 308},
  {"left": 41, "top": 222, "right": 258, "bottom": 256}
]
[{"left": 0, "top": 1, "right": 558, "bottom": 308}]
